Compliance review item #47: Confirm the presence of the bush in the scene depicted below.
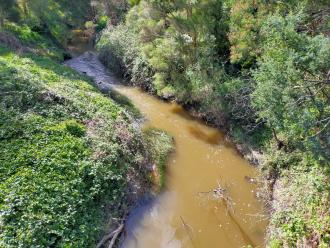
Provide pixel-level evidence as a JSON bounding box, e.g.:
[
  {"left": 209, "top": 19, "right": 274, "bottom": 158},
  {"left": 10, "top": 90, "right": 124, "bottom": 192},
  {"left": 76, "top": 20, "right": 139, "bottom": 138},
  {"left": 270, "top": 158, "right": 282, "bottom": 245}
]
[
  {"left": 269, "top": 164, "right": 330, "bottom": 247},
  {"left": 97, "top": 21, "right": 154, "bottom": 89},
  {"left": 96, "top": 15, "right": 109, "bottom": 32},
  {"left": 142, "top": 128, "right": 173, "bottom": 189},
  {"left": 2, "top": 22, "right": 65, "bottom": 60},
  {"left": 252, "top": 12, "right": 330, "bottom": 160}
]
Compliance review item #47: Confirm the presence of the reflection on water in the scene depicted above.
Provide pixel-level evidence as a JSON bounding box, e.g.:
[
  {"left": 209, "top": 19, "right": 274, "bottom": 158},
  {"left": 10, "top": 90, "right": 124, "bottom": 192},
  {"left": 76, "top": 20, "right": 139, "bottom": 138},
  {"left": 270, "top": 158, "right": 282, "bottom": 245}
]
[
  {"left": 122, "top": 192, "right": 182, "bottom": 248},
  {"left": 115, "top": 86, "right": 268, "bottom": 248}
]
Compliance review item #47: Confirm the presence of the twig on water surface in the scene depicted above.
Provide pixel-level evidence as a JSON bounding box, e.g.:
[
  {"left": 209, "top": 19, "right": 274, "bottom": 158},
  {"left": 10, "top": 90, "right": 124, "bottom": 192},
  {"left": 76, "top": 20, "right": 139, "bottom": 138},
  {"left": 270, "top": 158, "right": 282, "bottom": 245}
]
[
  {"left": 197, "top": 180, "right": 235, "bottom": 214},
  {"left": 180, "top": 216, "right": 196, "bottom": 248}
]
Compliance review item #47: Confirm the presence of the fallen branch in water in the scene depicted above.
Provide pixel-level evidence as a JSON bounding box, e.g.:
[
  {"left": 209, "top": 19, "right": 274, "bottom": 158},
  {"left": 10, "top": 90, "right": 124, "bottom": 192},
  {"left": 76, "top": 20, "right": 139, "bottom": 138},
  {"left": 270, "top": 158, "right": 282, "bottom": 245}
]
[
  {"left": 180, "top": 216, "right": 196, "bottom": 248},
  {"left": 198, "top": 180, "right": 234, "bottom": 214},
  {"left": 96, "top": 223, "right": 124, "bottom": 248},
  {"left": 108, "top": 224, "right": 124, "bottom": 248}
]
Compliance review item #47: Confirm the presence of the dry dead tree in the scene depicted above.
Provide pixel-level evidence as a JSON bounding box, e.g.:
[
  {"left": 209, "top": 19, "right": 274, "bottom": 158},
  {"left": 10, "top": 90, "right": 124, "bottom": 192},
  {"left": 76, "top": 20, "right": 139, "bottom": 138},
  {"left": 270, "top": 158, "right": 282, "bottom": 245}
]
[
  {"left": 108, "top": 224, "right": 124, "bottom": 248},
  {"left": 198, "top": 180, "right": 262, "bottom": 246},
  {"left": 96, "top": 223, "right": 124, "bottom": 248}
]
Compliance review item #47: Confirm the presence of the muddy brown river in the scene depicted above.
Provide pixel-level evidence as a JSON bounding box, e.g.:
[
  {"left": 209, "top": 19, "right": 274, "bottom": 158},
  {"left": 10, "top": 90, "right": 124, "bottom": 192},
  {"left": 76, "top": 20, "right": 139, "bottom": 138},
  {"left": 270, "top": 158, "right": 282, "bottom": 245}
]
[{"left": 66, "top": 52, "right": 267, "bottom": 248}]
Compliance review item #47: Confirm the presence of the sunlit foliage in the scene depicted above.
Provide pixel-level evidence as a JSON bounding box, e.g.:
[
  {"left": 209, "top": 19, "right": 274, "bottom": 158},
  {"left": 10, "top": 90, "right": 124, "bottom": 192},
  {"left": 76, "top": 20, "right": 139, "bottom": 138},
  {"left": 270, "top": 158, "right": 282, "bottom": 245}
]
[{"left": 98, "top": 0, "right": 330, "bottom": 246}]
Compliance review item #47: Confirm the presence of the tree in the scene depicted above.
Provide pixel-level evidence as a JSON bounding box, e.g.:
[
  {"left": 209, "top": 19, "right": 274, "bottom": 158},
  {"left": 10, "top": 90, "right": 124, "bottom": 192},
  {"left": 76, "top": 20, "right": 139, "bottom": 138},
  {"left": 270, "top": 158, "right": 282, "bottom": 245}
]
[
  {"left": 228, "top": 0, "right": 264, "bottom": 66},
  {"left": 102, "top": 0, "right": 129, "bottom": 25},
  {"left": 252, "top": 12, "right": 330, "bottom": 159}
]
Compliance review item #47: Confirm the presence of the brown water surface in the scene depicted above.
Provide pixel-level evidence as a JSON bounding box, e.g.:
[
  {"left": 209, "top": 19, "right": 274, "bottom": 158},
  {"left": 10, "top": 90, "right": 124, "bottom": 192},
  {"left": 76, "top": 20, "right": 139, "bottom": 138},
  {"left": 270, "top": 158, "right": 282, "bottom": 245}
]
[
  {"left": 114, "top": 86, "right": 268, "bottom": 248},
  {"left": 65, "top": 52, "right": 267, "bottom": 248}
]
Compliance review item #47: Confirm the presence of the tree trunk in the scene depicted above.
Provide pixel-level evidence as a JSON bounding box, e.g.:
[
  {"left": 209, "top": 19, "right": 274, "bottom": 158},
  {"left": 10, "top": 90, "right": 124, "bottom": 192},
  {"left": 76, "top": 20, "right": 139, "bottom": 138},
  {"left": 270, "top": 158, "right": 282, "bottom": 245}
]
[
  {"left": 186, "top": 5, "right": 197, "bottom": 63},
  {"left": 272, "top": 128, "right": 284, "bottom": 150},
  {"left": 22, "top": 0, "right": 29, "bottom": 16},
  {"left": 0, "top": 10, "right": 4, "bottom": 28}
]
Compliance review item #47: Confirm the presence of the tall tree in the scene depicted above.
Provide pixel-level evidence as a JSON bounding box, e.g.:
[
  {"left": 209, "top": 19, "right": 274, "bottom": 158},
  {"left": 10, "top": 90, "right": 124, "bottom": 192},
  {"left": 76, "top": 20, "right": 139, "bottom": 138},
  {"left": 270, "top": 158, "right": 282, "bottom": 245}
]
[{"left": 252, "top": 12, "right": 330, "bottom": 158}]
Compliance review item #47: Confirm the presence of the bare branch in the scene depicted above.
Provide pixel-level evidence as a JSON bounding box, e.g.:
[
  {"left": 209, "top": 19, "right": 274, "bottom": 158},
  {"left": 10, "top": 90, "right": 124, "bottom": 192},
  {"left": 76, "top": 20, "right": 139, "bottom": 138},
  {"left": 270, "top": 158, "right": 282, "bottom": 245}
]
[
  {"left": 96, "top": 223, "right": 124, "bottom": 248},
  {"left": 108, "top": 224, "right": 124, "bottom": 248}
]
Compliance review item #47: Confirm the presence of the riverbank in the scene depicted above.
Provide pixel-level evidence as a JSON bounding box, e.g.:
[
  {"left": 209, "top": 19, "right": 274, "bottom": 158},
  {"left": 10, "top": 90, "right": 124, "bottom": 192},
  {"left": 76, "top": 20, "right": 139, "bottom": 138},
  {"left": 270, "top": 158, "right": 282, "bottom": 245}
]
[
  {"left": 97, "top": 41, "right": 330, "bottom": 247},
  {"left": 95, "top": 2, "right": 330, "bottom": 245},
  {"left": 0, "top": 3, "right": 173, "bottom": 247},
  {"left": 0, "top": 41, "right": 174, "bottom": 247},
  {"left": 65, "top": 51, "right": 175, "bottom": 190},
  {"left": 66, "top": 51, "right": 268, "bottom": 247}
]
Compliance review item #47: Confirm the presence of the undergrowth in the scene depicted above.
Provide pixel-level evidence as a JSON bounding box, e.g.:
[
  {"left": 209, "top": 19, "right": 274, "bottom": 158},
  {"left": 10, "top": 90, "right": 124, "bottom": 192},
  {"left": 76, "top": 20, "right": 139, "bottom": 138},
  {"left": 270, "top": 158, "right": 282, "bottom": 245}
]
[
  {"left": 268, "top": 162, "right": 330, "bottom": 247},
  {"left": 142, "top": 128, "right": 174, "bottom": 190},
  {"left": 1, "top": 22, "right": 65, "bottom": 60}
]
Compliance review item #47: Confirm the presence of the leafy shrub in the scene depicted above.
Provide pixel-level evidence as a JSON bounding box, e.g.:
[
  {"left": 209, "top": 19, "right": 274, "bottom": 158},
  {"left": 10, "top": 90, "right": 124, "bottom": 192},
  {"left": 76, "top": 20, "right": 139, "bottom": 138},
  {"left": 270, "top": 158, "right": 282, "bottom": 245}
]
[
  {"left": 62, "top": 119, "right": 86, "bottom": 137},
  {"left": 2, "top": 22, "right": 65, "bottom": 60},
  {"left": 96, "top": 15, "right": 109, "bottom": 32},
  {"left": 142, "top": 128, "right": 173, "bottom": 189},
  {"left": 97, "top": 21, "right": 154, "bottom": 89},
  {"left": 252, "top": 12, "right": 330, "bottom": 160},
  {"left": 269, "top": 165, "right": 330, "bottom": 247},
  {"left": 3, "top": 22, "right": 43, "bottom": 44}
]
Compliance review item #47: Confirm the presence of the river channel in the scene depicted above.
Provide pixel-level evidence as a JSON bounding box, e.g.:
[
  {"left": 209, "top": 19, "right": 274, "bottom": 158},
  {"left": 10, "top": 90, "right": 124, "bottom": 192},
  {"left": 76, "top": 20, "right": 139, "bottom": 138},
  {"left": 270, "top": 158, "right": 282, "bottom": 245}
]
[{"left": 66, "top": 52, "right": 267, "bottom": 248}]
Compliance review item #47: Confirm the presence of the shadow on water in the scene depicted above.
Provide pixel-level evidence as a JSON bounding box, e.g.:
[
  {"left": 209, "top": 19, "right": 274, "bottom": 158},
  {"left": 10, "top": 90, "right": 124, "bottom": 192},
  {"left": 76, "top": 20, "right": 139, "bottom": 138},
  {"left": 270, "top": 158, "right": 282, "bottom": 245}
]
[
  {"left": 170, "top": 104, "right": 193, "bottom": 121},
  {"left": 170, "top": 103, "right": 235, "bottom": 149},
  {"left": 119, "top": 194, "right": 156, "bottom": 248},
  {"left": 186, "top": 123, "right": 234, "bottom": 150},
  {"left": 170, "top": 103, "right": 223, "bottom": 146},
  {"left": 187, "top": 125, "right": 222, "bottom": 145}
]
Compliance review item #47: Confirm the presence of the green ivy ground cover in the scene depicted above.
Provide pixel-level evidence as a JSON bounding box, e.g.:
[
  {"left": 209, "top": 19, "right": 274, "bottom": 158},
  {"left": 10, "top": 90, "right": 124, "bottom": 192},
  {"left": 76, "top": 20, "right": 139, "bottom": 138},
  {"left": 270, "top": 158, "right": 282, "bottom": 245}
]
[{"left": 0, "top": 46, "right": 143, "bottom": 247}]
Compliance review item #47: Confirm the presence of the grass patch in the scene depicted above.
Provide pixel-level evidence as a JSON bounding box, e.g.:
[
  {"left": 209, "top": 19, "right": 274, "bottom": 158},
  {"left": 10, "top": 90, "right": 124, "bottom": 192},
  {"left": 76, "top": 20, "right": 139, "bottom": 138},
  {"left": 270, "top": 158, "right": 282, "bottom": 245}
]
[{"left": 1, "top": 22, "right": 65, "bottom": 60}]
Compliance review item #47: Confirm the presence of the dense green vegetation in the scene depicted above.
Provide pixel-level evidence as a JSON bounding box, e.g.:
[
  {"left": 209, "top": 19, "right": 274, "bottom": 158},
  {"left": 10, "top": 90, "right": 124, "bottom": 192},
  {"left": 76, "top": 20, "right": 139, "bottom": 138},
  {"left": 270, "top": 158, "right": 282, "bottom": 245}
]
[
  {"left": 0, "top": 1, "right": 174, "bottom": 246},
  {"left": 142, "top": 128, "right": 173, "bottom": 189},
  {"left": 0, "top": 0, "right": 329, "bottom": 247},
  {"left": 0, "top": 0, "right": 91, "bottom": 45},
  {"left": 97, "top": 0, "right": 330, "bottom": 246},
  {"left": 0, "top": 44, "right": 174, "bottom": 246},
  {"left": 1, "top": 21, "right": 66, "bottom": 60},
  {"left": 0, "top": 46, "right": 135, "bottom": 247}
]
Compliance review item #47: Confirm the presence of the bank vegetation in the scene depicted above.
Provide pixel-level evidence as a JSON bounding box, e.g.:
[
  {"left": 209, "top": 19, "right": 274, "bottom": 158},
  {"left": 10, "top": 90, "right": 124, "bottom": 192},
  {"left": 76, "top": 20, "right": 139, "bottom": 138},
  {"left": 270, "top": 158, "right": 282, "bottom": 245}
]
[
  {"left": 96, "top": 0, "right": 330, "bottom": 246},
  {"left": 0, "top": 1, "right": 173, "bottom": 247}
]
